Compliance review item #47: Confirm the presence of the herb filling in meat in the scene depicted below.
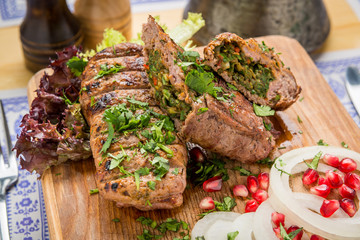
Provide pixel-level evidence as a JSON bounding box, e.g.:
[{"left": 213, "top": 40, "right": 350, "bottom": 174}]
[{"left": 215, "top": 43, "right": 275, "bottom": 98}]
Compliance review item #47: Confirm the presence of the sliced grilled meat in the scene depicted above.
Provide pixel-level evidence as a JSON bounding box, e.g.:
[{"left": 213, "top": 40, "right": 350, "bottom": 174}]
[
  {"left": 80, "top": 43, "right": 187, "bottom": 211},
  {"left": 204, "top": 32, "right": 301, "bottom": 110},
  {"left": 142, "top": 16, "right": 275, "bottom": 163}
]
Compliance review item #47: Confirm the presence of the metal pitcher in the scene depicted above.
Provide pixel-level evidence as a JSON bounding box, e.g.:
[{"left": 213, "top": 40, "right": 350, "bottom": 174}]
[{"left": 184, "top": 0, "right": 330, "bottom": 52}]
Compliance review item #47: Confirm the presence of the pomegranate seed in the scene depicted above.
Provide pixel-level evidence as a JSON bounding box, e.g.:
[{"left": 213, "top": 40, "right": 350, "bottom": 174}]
[
  {"left": 199, "top": 197, "right": 215, "bottom": 210},
  {"left": 252, "top": 189, "right": 268, "bottom": 204},
  {"left": 258, "top": 172, "right": 270, "bottom": 190},
  {"left": 271, "top": 212, "right": 285, "bottom": 227},
  {"left": 344, "top": 172, "right": 360, "bottom": 190},
  {"left": 339, "top": 184, "right": 356, "bottom": 199},
  {"left": 318, "top": 177, "right": 330, "bottom": 186},
  {"left": 245, "top": 199, "right": 259, "bottom": 212},
  {"left": 340, "top": 198, "right": 356, "bottom": 217},
  {"left": 233, "top": 184, "right": 249, "bottom": 197},
  {"left": 287, "top": 225, "right": 303, "bottom": 240},
  {"left": 310, "top": 184, "right": 331, "bottom": 198},
  {"left": 320, "top": 199, "right": 339, "bottom": 217},
  {"left": 189, "top": 147, "right": 206, "bottom": 163},
  {"left": 302, "top": 168, "right": 319, "bottom": 185},
  {"left": 203, "top": 176, "right": 222, "bottom": 192},
  {"left": 247, "top": 175, "right": 259, "bottom": 194},
  {"left": 322, "top": 154, "right": 340, "bottom": 167},
  {"left": 273, "top": 227, "right": 283, "bottom": 239},
  {"left": 338, "top": 158, "right": 357, "bottom": 173},
  {"left": 310, "top": 235, "right": 325, "bottom": 240},
  {"left": 326, "top": 170, "right": 343, "bottom": 188}
]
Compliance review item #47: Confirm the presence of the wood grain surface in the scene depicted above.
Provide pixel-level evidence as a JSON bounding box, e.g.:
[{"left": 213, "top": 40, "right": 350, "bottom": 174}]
[{"left": 28, "top": 35, "right": 360, "bottom": 240}]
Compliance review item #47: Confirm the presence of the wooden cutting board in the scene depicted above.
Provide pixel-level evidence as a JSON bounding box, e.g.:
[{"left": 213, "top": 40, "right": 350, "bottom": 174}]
[{"left": 27, "top": 35, "right": 360, "bottom": 240}]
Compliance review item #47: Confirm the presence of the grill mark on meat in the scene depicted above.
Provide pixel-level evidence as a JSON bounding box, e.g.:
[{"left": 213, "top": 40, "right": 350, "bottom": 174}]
[
  {"left": 142, "top": 16, "right": 276, "bottom": 163},
  {"left": 79, "top": 43, "right": 187, "bottom": 210}
]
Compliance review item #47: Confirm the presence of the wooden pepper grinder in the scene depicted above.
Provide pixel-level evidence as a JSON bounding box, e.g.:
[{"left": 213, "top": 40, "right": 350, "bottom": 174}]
[
  {"left": 74, "top": 0, "right": 132, "bottom": 50},
  {"left": 20, "top": 0, "right": 83, "bottom": 72}
]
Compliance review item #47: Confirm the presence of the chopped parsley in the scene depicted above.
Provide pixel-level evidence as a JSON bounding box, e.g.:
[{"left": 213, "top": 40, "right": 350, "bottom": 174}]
[
  {"left": 172, "top": 168, "right": 179, "bottom": 175},
  {"left": 136, "top": 216, "right": 157, "bottom": 229},
  {"left": 185, "top": 68, "right": 215, "bottom": 95},
  {"left": 256, "top": 157, "right": 275, "bottom": 168},
  {"left": 226, "top": 83, "right": 238, "bottom": 91},
  {"left": 297, "top": 115, "right": 303, "bottom": 123},
  {"left": 259, "top": 41, "right": 274, "bottom": 53},
  {"left": 151, "top": 156, "right": 170, "bottom": 180},
  {"left": 214, "top": 197, "right": 237, "bottom": 211},
  {"left": 227, "top": 231, "right": 239, "bottom": 240},
  {"left": 341, "top": 141, "right": 349, "bottom": 148},
  {"left": 253, "top": 103, "right": 275, "bottom": 116},
  {"left": 89, "top": 188, "right": 99, "bottom": 195},
  {"left": 134, "top": 167, "right": 150, "bottom": 190},
  {"left": 66, "top": 56, "right": 88, "bottom": 77},
  {"left": 263, "top": 120, "right": 272, "bottom": 131},
  {"left": 187, "top": 155, "right": 229, "bottom": 185},
  {"left": 112, "top": 218, "right": 120, "bottom": 222},
  {"left": 317, "top": 139, "right": 329, "bottom": 146},
  {"left": 94, "top": 63, "right": 125, "bottom": 79},
  {"left": 147, "top": 181, "right": 156, "bottom": 190},
  {"left": 304, "top": 151, "right": 322, "bottom": 170},
  {"left": 232, "top": 166, "right": 253, "bottom": 176},
  {"left": 195, "top": 237, "right": 205, "bottom": 240},
  {"left": 197, "top": 107, "right": 208, "bottom": 115},
  {"left": 137, "top": 229, "right": 162, "bottom": 240},
  {"left": 299, "top": 96, "right": 304, "bottom": 102}
]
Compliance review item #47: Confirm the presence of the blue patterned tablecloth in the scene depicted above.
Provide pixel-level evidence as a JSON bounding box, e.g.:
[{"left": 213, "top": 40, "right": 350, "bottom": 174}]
[{"left": 0, "top": 48, "right": 359, "bottom": 240}]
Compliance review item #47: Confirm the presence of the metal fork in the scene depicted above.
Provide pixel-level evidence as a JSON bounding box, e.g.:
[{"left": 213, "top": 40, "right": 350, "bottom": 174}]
[{"left": 0, "top": 100, "right": 18, "bottom": 240}]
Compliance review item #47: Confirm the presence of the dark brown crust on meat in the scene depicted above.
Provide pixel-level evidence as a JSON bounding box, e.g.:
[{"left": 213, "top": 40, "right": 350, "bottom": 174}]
[
  {"left": 79, "top": 43, "right": 187, "bottom": 211},
  {"left": 142, "top": 16, "right": 275, "bottom": 163},
  {"left": 204, "top": 32, "right": 301, "bottom": 110}
]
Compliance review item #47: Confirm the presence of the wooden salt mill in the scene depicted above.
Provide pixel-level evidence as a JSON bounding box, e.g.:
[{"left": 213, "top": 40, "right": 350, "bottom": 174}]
[
  {"left": 74, "top": 0, "right": 132, "bottom": 50},
  {"left": 20, "top": 0, "right": 83, "bottom": 72}
]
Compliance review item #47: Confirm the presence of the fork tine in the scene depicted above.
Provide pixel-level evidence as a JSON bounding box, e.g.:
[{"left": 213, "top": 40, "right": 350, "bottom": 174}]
[{"left": 0, "top": 100, "right": 17, "bottom": 170}]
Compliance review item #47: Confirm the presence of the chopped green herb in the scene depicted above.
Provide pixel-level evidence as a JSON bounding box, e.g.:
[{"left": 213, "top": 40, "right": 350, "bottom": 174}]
[
  {"left": 157, "top": 218, "right": 188, "bottom": 233},
  {"left": 227, "top": 231, "right": 239, "bottom": 240},
  {"left": 66, "top": 56, "right": 88, "bottom": 77},
  {"left": 126, "top": 96, "right": 149, "bottom": 108},
  {"left": 118, "top": 166, "right": 134, "bottom": 178},
  {"left": 341, "top": 141, "right": 349, "bottom": 148},
  {"left": 197, "top": 107, "right": 208, "bottom": 115},
  {"left": 147, "top": 181, "right": 156, "bottom": 190},
  {"left": 299, "top": 97, "right": 304, "bottom": 102},
  {"left": 227, "top": 83, "right": 238, "bottom": 91},
  {"left": 172, "top": 168, "right": 179, "bottom": 175},
  {"left": 101, "top": 122, "right": 114, "bottom": 153},
  {"left": 112, "top": 218, "right": 120, "bottom": 222},
  {"left": 278, "top": 146, "right": 286, "bottom": 150},
  {"left": 259, "top": 41, "right": 274, "bottom": 53},
  {"left": 145, "top": 200, "right": 152, "bottom": 207},
  {"left": 108, "top": 148, "right": 130, "bottom": 170},
  {"left": 317, "top": 139, "right": 329, "bottom": 146},
  {"left": 90, "top": 96, "right": 97, "bottom": 107},
  {"left": 232, "top": 166, "right": 252, "bottom": 176},
  {"left": 298, "top": 130, "right": 303, "bottom": 134},
  {"left": 253, "top": 103, "right": 275, "bottom": 116},
  {"left": 94, "top": 63, "right": 125, "bottom": 79},
  {"left": 229, "top": 108, "right": 234, "bottom": 119},
  {"left": 89, "top": 188, "right": 99, "bottom": 195},
  {"left": 136, "top": 216, "right": 157, "bottom": 229},
  {"left": 185, "top": 68, "right": 215, "bottom": 95},
  {"left": 134, "top": 167, "right": 150, "bottom": 190},
  {"left": 274, "top": 162, "right": 291, "bottom": 176},
  {"left": 297, "top": 115, "right": 303, "bottom": 123},
  {"left": 214, "top": 197, "right": 237, "bottom": 211},
  {"left": 151, "top": 156, "right": 170, "bottom": 180},
  {"left": 263, "top": 120, "right": 272, "bottom": 131},
  {"left": 280, "top": 223, "right": 303, "bottom": 240},
  {"left": 55, "top": 173, "right": 61, "bottom": 176},
  {"left": 198, "top": 209, "right": 215, "bottom": 218},
  {"left": 187, "top": 155, "right": 229, "bottom": 185},
  {"left": 304, "top": 151, "right": 322, "bottom": 170},
  {"left": 137, "top": 229, "right": 162, "bottom": 240},
  {"left": 256, "top": 157, "right": 275, "bottom": 168}
]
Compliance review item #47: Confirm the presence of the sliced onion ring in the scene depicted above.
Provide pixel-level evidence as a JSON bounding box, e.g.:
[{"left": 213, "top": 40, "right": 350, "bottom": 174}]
[{"left": 269, "top": 146, "right": 360, "bottom": 240}]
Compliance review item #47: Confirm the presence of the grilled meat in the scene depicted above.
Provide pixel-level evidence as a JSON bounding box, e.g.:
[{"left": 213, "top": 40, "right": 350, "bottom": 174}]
[
  {"left": 80, "top": 43, "right": 187, "bottom": 211},
  {"left": 204, "top": 32, "right": 301, "bottom": 110},
  {"left": 142, "top": 16, "right": 275, "bottom": 162}
]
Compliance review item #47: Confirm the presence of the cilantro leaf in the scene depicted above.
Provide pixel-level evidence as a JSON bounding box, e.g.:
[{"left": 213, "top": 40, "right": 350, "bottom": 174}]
[
  {"left": 137, "top": 229, "right": 162, "bottom": 240},
  {"left": 226, "top": 83, "right": 238, "bottom": 91},
  {"left": 147, "top": 181, "right": 156, "bottom": 190},
  {"left": 185, "top": 68, "right": 215, "bottom": 95},
  {"left": 126, "top": 97, "right": 149, "bottom": 108},
  {"left": 134, "top": 167, "right": 150, "bottom": 190},
  {"left": 136, "top": 216, "right": 157, "bottom": 229},
  {"left": 66, "top": 56, "right": 87, "bottom": 77},
  {"left": 197, "top": 107, "right": 208, "bottom": 115},
  {"left": 151, "top": 156, "right": 170, "bottom": 180},
  {"left": 253, "top": 103, "right": 275, "bottom": 116},
  {"left": 95, "top": 63, "right": 125, "bottom": 79},
  {"left": 89, "top": 188, "right": 99, "bottom": 195},
  {"left": 317, "top": 139, "right": 329, "bottom": 146},
  {"left": 101, "top": 122, "right": 114, "bottom": 153},
  {"left": 341, "top": 141, "right": 349, "bottom": 148},
  {"left": 214, "top": 197, "right": 237, "bottom": 211},
  {"left": 256, "top": 157, "right": 275, "bottom": 167},
  {"left": 304, "top": 151, "right": 322, "bottom": 170},
  {"left": 232, "top": 166, "right": 253, "bottom": 176},
  {"left": 227, "top": 231, "right": 239, "bottom": 240}
]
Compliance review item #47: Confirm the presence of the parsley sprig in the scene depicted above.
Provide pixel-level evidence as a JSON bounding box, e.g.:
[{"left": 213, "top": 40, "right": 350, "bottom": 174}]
[{"left": 94, "top": 63, "right": 125, "bottom": 79}]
